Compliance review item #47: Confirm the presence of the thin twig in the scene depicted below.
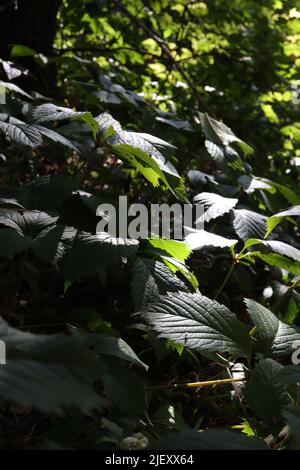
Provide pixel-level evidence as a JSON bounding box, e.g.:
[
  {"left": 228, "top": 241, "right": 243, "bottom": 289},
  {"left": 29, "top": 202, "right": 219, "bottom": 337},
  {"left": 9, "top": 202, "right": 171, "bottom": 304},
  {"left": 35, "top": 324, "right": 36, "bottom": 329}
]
[
  {"left": 149, "top": 377, "right": 246, "bottom": 390},
  {"left": 214, "top": 262, "right": 235, "bottom": 300}
]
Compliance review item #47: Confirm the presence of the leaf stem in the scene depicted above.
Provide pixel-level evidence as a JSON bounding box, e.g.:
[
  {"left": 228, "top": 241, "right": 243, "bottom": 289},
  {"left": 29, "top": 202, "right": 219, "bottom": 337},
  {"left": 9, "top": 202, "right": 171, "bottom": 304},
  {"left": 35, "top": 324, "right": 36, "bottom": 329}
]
[{"left": 214, "top": 263, "right": 235, "bottom": 300}]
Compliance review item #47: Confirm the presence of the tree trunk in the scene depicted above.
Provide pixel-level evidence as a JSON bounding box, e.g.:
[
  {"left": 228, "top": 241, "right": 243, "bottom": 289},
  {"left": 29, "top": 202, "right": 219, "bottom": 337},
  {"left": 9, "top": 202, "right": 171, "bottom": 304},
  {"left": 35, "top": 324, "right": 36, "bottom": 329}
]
[
  {"left": 0, "top": 0, "right": 62, "bottom": 92},
  {"left": 0, "top": 0, "right": 61, "bottom": 58}
]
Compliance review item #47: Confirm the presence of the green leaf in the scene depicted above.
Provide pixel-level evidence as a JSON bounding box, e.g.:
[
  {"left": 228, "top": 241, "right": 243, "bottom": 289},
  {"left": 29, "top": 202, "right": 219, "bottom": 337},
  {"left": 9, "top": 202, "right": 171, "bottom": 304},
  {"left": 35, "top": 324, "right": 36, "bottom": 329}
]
[
  {"left": 238, "top": 175, "right": 273, "bottom": 194},
  {"left": 256, "top": 253, "right": 300, "bottom": 276},
  {"left": 156, "top": 117, "right": 194, "bottom": 131},
  {"left": 0, "top": 228, "right": 31, "bottom": 259},
  {"left": 146, "top": 238, "right": 191, "bottom": 261},
  {"left": 193, "top": 192, "right": 238, "bottom": 223},
  {"left": 10, "top": 44, "right": 37, "bottom": 57},
  {"left": 142, "top": 292, "right": 252, "bottom": 358},
  {"left": 245, "top": 299, "right": 300, "bottom": 357},
  {"left": 100, "top": 358, "right": 145, "bottom": 416},
  {"left": 244, "top": 359, "right": 293, "bottom": 434},
  {"left": 35, "top": 125, "right": 82, "bottom": 153},
  {"left": 185, "top": 228, "right": 238, "bottom": 250},
  {"left": 266, "top": 206, "right": 300, "bottom": 237},
  {"left": 205, "top": 140, "right": 244, "bottom": 174},
  {"left": 271, "top": 183, "right": 300, "bottom": 205},
  {"left": 130, "top": 132, "right": 177, "bottom": 151},
  {"left": 0, "top": 208, "right": 57, "bottom": 236},
  {"left": 263, "top": 240, "right": 300, "bottom": 261},
  {"left": 274, "top": 365, "right": 300, "bottom": 384},
  {"left": 0, "top": 208, "right": 72, "bottom": 265},
  {"left": 96, "top": 113, "right": 187, "bottom": 201},
  {"left": 0, "top": 317, "right": 103, "bottom": 415},
  {"left": 233, "top": 209, "right": 267, "bottom": 240},
  {"left": 62, "top": 231, "right": 139, "bottom": 280},
  {"left": 160, "top": 256, "right": 199, "bottom": 290},
  {"left": 30, "top": 104, "right": 99, "bottom": 139},
  {"left": 72, "top": 329, "right": 148, "bottom": 369},
  {"left": 0, "top": 114, "right": 42, "bottom": 147},
  {"left": 131, "top": 257, "right": 188, "bottom": 309},
  {"left": 32, "top": 225, "right": 75, "bottom": 267},
  {"left": 242, "top": 239, "right": 300, "bottom": 262}
]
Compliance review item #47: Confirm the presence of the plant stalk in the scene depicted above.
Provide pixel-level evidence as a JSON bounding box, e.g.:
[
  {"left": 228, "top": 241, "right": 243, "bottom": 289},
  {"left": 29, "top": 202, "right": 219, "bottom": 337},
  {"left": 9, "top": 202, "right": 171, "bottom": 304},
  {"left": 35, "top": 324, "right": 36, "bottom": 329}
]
[{"left": 214, "top": 263, "right": 235, "bottom": 300}]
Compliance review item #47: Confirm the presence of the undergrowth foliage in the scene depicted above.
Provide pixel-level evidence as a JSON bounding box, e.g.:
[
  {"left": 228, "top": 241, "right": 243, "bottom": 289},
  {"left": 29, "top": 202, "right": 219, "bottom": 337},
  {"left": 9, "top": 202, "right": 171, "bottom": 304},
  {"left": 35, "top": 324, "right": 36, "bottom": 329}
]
[{"left": 1, "top": 15, "right": 300, "bottom": 449}]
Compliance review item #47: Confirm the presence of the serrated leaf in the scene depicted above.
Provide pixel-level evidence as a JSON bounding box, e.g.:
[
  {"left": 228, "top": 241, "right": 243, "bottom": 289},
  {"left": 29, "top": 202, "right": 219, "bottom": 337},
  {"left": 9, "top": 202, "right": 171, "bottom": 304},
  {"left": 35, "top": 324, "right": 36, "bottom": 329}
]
[
  {"left": 32, "top": 225, "right": 76, "bottom": 267},
  {"left": 161, "top": 255, "right": 198, "bottom": 289},
  {"left": 194, "top": 192, "right": 238, "bottom": 223},
  {"left": 72, "top": 329, "right": 148, "bottom": 369},
  {"left": 256, "top": 253, "right": 300, "bottom": 276},
  {"left": 187, "top": 170, "right": 217, "bottom": 187},
  {"left": 271, "top": 183, "right": 300, "bottom": 205},
  {"left": 245, "top": 299, "right": 300, "bottom": 357},
  {"left": 95, "top": 336, "right": 148, "bottom": 369},
  {"left": 238, "top": 175, "right": 273, "bottom": 193},
  {"left": 146, "top": 238, "right": 191, "bottom": 261},
  {"left": 0, "top": 208, "right": 57, "bottom": 236},
  {"left": 243, "top": 239, "right": 300, "bottom": 262},
  {"left": 233, "top": 209, "right": 267, "bottom": 240},
  {"left": 130, "top": 132, "right": 177, "bottom": 150},
  {"left": 99, "top": 357, "right": 145, "bottom": 415},
  {"left": 131, "top": 257, "right": 188, "bottom": 309},
  {"left": 274, "top": 365, "right": 300, "bottom": 384},
  {"left": 0, "top": 198, "right": 24, "bottom": 210},
  {"left": 0, "top": 228, "right": 31, "bottom": 259},
  {"left": 62, "top": 231, "right": 139, "bottom": 280},
  {"left": 30, "top": 103, "right": 89, "bottom": 123},
  {"left": 96, "top": 113, "right": 187, "bottom": 201},
  {"left": 0, "top": 208, "right": 71, "bottom": 265},
  {"left": 185, "top": 228, "right": 238, "bottom": 250},
  {"left": 155, "top": 117, "right": 194, "bottom": 131},
  {"left": 142, "top": 292, "right": 252, "bottom": 358}
]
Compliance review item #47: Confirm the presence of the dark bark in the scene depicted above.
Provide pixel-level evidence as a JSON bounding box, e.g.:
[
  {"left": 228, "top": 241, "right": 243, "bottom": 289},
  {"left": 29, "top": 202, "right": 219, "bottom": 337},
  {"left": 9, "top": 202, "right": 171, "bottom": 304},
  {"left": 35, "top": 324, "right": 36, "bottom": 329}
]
[
  {"left": 0, "top": 0, "right": 61, "bottom": 58},
  {"left": 0, "top": 0, "right": 62, "bottom": 92}
]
